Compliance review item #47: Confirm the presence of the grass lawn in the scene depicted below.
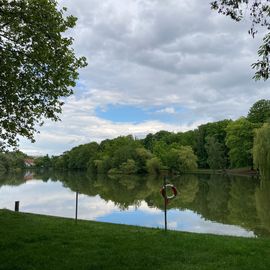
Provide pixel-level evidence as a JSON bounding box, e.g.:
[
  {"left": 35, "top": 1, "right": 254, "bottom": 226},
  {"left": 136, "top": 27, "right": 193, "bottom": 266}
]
[{"left": 0, "top": 209, "right": 270, "bottom": 270}]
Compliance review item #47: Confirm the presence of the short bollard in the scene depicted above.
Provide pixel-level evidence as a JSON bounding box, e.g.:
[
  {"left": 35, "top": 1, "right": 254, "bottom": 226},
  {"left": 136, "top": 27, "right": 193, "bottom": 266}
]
[{"left": 15, "top": 201, "right": 20, "bottom": 212}]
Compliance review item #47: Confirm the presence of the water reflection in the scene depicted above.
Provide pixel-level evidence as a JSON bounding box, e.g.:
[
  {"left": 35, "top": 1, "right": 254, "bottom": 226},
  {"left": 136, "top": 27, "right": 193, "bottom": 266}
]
[{"left": 0, "top": 171, "right": 269, "bottom": 237}]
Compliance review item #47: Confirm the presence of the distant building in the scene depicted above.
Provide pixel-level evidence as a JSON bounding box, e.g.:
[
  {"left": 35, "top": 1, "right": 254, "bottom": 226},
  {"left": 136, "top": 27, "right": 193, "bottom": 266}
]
[{"left": 24, "top": 159, "right": 35, "bottom": 167}]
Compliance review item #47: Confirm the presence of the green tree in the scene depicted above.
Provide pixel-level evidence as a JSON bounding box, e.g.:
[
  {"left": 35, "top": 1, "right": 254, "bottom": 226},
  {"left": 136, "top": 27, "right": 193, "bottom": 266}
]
[
  {"left": 152, "top": 140, "right": 168, "bottom": 165},
  {"left": 205, "top": 136, "right": 226, "bottom": 170},
  {"left": 52, "top": 156, "right": 65, "bottom": 170},
  {"left": 177, "top": 146, "right": 198, "bottom": 173},
  {"left": 194, "top": 120, "right": 231, "bottom": 168},
  {"left": 164, "top": 146, "right": 197, "bottom": 173},
  {"left": 194, "top": 125, "right": 208, "bottom": 168},
  {"left": 67, "top": 143, "right": 99, "bottom": 169},
  {"left": 247, "top": 99, "right": 270, "bottom": 123},
  {"left": 175, "top": 130, "right": 196, "bottom": 147},
  {"left": 152, "top": 130, "right": 172, "bottom": 142},
  {"left": 211, "top": 0, "right": 270, "bottom": 80},
  {"left": 225, "top": 117, "right": 258, "bottom": 168},
  {"left": 0, "top": 0, "right": 87, "bottom": 149},
  {"left": 253, "top": 123, "right": 270, "bottom": 179},
  {"left": 0, "top": 153, "right": 11, "bottom": 173},
  {"left": 143, "top": 133, "right": 155, "bottom": 151},
  {"left": 134, "top": 147, "right": 153, "bottom": 173},
  {"left": 35, "top": 154, "right": 51, "bottom": 168},
  {"left": 0, "top": 151, "right": 26, "bottom": 172},
  {"left": 146, "top": 157, "right": 162, "bottom": 175}
]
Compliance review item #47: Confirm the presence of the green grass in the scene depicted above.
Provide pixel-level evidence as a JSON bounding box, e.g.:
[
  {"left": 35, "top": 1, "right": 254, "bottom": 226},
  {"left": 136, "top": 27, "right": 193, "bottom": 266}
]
[{"left": 1, "top": 210, "right": 270, "bottom": 270}]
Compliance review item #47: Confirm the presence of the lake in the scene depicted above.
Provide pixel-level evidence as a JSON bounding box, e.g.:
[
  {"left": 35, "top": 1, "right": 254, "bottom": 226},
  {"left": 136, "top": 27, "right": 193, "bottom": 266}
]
[{"left": 1, "top": 171, "right": 269, "bottom": 238}]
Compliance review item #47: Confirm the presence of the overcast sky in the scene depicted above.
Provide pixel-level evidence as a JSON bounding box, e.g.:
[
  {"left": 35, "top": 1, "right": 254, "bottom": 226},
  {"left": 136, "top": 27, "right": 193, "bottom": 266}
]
[{"left": 20, "top": 0, "right": 270, "bottom": 156}]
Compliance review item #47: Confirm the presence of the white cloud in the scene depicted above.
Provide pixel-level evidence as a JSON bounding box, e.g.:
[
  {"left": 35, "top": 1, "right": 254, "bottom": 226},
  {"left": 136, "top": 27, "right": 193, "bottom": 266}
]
[
  {"left": 18, "top": 0, "right": 270, "bottom": 154},
  {"left": 156, "top": 107, "right": 176, "bottom": 114},
  {"left": 20, "top": 95, "right": 206, "bottom": 155}
]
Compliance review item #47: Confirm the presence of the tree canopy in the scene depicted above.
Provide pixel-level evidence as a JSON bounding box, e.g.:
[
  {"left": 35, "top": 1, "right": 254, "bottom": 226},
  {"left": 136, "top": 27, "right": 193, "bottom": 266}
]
[
  {"left": 205, "top": 136, "right": 226, "bottom": 170},
  {"left": 2, "top": 98, "right": 268, "bottom": 174},
  {"left": 253, "top": 123, "right": 270, "bottom": 179},
  {"left": 225, "top": 117, "right": 258, "bottom": 168},
  {"left": 0, "top": 0, "right": 87, "bottom": 150},
  {"left": 211, "top": 0, "right": 270, "bottom": 80},
  {"left": 247, "top": 99, "right": 270, "bottom": 123}
]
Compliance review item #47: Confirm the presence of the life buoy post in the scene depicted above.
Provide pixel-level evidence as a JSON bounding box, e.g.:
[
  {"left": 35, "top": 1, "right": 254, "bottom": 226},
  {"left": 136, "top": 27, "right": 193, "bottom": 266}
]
[
  {"left": 160, "top": 178, "right": 178, "bottom": 231},
  {"left": 160, "top": 184, "right": 177, "bottom": 201}
]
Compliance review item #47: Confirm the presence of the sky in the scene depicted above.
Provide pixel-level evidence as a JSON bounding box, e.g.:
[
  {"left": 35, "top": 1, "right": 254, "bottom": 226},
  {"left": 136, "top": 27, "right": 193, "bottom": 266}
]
[{"left": 20, "top": 0, "right": 270, "bottom": 156}]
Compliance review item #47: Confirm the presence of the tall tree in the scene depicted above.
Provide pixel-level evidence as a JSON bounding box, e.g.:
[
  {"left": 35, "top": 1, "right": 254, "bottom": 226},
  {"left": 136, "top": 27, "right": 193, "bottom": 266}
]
[
  {"left": 225, "top": 117, "right": 258, "bottom": 168},
  {"left": 0, "top": 0, "right": 87, "bottom": 149},
  {"left": 194, "top": 120, "right": 231, "bottom": 168},
  {"left": 211, "top": 0, "right": 270, "bottom": 80},
  {"left": 164, "top": 146, "right": 197, "bottom": 173},
  {"left": 194, "top": 125, "right": 208, "bottom": 168},
  {"left": 253, "top": 123, "right": 270, "bottom": 179},
  {"left": 205, "top": 136, "right": 226, "bottom": 170},
  {"left": 247, "top": 99, "right": 270, "bottom": 123}
]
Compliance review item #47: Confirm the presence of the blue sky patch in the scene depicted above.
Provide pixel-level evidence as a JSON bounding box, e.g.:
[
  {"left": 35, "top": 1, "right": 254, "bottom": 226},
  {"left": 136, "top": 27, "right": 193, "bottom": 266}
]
[
  {"left": 95, "top": 104, "right": 189, "bottom": 124},
  {"left": 95, "top": 105, "right": 150, "bottom": 123}
]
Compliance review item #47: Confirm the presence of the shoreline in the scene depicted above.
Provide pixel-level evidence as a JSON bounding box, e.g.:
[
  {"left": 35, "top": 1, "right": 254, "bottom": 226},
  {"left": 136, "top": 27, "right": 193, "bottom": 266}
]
[{"left": 187, "top": 168, "right": 259, "bottom": 177}]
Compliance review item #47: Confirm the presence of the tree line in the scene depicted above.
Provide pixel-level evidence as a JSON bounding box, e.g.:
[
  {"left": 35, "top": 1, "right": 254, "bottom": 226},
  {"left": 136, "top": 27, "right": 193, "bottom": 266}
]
[
  {"left": 34, "top": 99, "right": 270, "bottom": 176},
  {"left": 0, "top": 151, "right": 26, "bottom": 174}
]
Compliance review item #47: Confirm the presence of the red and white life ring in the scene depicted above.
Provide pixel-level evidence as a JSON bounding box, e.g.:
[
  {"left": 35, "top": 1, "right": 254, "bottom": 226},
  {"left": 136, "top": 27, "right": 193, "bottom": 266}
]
[{"left": 160, "top": 184, "right": 177, "bottom": 200}]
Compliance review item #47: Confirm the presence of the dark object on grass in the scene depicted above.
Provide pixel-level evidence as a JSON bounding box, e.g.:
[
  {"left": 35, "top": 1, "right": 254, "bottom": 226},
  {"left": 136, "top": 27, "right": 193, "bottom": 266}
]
[{"left": 14, "top": 201, "right": 19, "bottom": 212}]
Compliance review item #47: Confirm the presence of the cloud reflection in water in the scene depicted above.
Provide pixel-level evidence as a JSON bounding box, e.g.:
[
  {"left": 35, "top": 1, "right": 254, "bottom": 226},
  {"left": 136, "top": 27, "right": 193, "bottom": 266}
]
[{"left": 0, "top": 179, "right": 254, "bottom": 238}]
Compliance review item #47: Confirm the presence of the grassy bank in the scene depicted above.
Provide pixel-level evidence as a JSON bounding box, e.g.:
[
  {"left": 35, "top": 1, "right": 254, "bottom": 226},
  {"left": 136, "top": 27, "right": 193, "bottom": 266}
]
[{"left": 1, "top": 210, "right": 270, "bottom": 270}]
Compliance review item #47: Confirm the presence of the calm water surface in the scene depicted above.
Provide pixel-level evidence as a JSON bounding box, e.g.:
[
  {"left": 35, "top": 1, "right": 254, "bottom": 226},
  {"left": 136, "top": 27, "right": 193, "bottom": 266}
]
[{"left": 1, "top": 171, "right": 269, "bottom": 238}]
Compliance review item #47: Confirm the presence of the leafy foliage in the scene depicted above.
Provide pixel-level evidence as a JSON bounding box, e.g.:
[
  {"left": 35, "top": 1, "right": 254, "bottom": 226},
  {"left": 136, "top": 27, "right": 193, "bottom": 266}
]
[
  {"left": 247, "top": 99, "right": 270, "bottom": 123},
  {"left": 225, "top": 117, "right": 258, "bottom": 168},
  {"left": 146, "top": 157, "right": 162, "bottom": 175},
  {"left": 0, "top": 151, "right": 26, "bottom": 173},
  {"left": 253, "top": 123, "right": 270, "bottom": 179},
  {"left": 174, "top": 146, "right": 198, "bottom": 173},
  {"left": 8, "top": 99, "right": 267, "bottom": 174},
  {"left": 194, "top": 120, "right": 231, "bottom": 168},
  {"left": 0, "top": 0, "right": 87, "bottom": 149},
  {"left": 211, "top": 0, "right": 270, "bottom": 80},
  {"left": 48, "top": 135, "right": 198, "bottom": 175},
  {"left": 205, "top": 136, "right": 226, "bottom": 170}
]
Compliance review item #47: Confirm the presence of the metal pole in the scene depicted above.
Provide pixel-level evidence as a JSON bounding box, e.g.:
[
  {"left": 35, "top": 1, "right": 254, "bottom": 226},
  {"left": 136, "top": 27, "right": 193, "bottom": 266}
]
[
  {"left": 75, "top": 191, "right": 78, "bottom": 223},
  {"left": 15, "top": 201, "right": 19, "bottom": 212},
  {"left": 164, "top": 177, "right": 167, "bottom": 232}
]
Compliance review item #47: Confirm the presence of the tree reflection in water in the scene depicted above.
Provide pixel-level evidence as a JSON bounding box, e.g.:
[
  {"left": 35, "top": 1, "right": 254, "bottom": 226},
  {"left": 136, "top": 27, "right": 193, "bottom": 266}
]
[{"left": 1, "top": 170, "right": 270, "bottom": 237}]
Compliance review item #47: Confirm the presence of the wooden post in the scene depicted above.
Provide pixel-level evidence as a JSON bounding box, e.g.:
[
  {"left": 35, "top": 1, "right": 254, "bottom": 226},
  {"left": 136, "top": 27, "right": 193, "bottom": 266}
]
[
  {"left": 163, "top": 177, "right": 167, "bottom": 232},
  {"left": 15, "top": 201, "right": 19, "bottom": 212},
  {"left": 75, "top": 191, "right": 78, "bottom": 223}
]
